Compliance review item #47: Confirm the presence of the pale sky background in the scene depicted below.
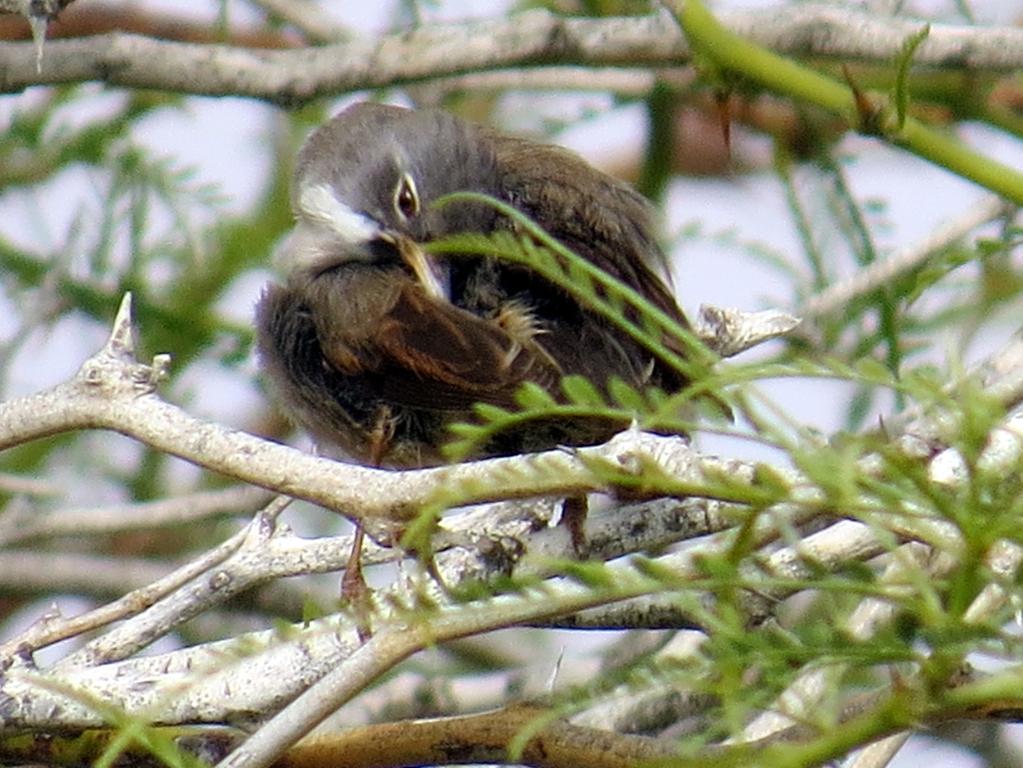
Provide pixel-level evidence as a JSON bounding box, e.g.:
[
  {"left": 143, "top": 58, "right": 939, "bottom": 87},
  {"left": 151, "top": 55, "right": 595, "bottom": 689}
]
[{"left": 1, "top": 1, "right": 1022, "bottom": 764}]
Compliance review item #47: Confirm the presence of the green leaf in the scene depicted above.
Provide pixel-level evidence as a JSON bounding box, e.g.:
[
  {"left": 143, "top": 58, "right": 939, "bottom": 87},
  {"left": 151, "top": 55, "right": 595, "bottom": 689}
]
[
  {"left": 441, "top": 438, "right": 478, "bottom": 462},
  {"left": 472, "top": 402, "right": 511, "bottom": 423},
  {"left": 561, "top": 560, "right": 617, "bottom": 588},
  {"left": 630, "top": 554, "right": 681, "bottom": 584},
  {"left": 854, "top": 358, "right": 896, "bottom": 384},
  {"left": 301, "top": 598, "right": 327, "bottom": 625},
  {"left": 447, "top": 421, "right": 483, "bottom": 437},
  {"left": 892, "top": 24, "right": 931, "bottom": 129},
  {"left": 608, "top": 377, "right": 647, "bottom": 411},
  {"left": 515, "top": 381, "right": 558, "bottom": 409},
  {"left": 750, "top": 464, "right": 792, "bottom": 497},
  {"left": 560, "top": 375, "right": 605, "bottom": 407}
]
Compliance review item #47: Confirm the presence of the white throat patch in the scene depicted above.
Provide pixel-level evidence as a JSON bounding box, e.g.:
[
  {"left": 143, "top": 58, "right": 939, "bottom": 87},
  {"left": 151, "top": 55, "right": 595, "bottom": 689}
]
[{"left": 297, "top": 183, "right": 378, "bottom": 245}]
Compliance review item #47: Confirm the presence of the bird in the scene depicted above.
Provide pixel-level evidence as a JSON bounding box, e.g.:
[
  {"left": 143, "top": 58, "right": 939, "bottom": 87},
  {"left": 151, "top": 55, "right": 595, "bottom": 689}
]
[{"left": 254, "top": 102, "right": 698, "bottom": 620}]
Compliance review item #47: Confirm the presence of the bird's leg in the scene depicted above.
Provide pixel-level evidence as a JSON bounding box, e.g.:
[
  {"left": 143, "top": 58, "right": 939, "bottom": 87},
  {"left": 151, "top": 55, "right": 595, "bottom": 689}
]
[
  {"left": 561, "top": 494, "right": 590, "bottom": 559},
  {"left": 341, "top": 523, "right": 371, "bottom": 640},
  {"left": 341, "top": 407, "right": 394, "bottom": 641}
]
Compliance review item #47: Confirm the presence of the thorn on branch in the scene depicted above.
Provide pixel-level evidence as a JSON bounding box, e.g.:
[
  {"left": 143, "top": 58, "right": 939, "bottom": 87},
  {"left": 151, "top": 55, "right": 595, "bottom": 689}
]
[
  {"left": 77, "top": 293, "right": 172, "bottom": 396},
  {"left": 842, "top": 64, "right": 886, "bottom": 135},
  {"left": 105, "top": 292, "right": 138, "bottom": 359},
  {"left": 20, "top": 0, "right": 71, "bottom": 71},
  {"left": 251, "top": 496, "right": 293, "bottom": 541}
]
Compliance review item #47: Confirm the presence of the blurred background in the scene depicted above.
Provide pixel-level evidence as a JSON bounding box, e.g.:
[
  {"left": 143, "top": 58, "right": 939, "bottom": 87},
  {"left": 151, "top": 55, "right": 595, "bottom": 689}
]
[{"left": 2, "top": 1, "right": 1023, "bottom": 765}]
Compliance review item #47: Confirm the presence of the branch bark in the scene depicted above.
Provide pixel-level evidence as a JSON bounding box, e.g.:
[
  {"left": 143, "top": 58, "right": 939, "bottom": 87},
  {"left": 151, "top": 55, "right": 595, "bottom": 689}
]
[{"left": 3, "top": 6, "right": 1023, "bottom": 101}]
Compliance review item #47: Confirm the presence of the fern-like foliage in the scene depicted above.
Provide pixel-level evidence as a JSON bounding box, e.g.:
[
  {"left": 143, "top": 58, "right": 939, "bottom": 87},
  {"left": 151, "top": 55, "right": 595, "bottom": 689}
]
[
  {"left": 428, "top": 192, "right": 730, "bottom": 460},
  {"left": 432, "top": 192, "right": 720, "bottom": 376}
]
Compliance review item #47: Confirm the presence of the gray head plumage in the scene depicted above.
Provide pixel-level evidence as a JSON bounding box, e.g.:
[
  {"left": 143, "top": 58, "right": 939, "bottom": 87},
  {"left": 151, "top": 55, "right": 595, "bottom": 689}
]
[{"left": 289, "top": 103, "right": 501, "bottom": 259}]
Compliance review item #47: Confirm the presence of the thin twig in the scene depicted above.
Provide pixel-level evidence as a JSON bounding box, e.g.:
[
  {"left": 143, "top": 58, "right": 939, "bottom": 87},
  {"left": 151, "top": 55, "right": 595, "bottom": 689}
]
[
  {"left": 799, "top": 194, "right": 1014, "bottom": 323},
  {"left": 0, "top": 486, "right": 271, "bottom": 546},
  {"left": 0, "top": 497, "right": 290, "bottom": 664},
  {"left": 244, "top": 0, "right": 349, "bottom": 43}
]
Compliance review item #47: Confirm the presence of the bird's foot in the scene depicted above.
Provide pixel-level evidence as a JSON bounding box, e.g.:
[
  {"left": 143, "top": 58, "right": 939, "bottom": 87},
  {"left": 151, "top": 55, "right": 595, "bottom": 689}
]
[{"left": 561, "top": 495, "right": 590, "bottom": 559}]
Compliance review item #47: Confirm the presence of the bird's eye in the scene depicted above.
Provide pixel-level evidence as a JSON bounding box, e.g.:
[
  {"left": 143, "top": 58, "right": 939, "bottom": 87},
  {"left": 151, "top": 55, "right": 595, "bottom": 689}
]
[{"left": 393, "top": 173, "right": 420, "bottom": 220}]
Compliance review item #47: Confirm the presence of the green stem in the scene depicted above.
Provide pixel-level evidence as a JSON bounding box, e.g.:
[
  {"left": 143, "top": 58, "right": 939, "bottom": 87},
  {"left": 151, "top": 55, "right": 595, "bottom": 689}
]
[
  {"left": 671, "top": 0, "right": 1023, "bottom": 204},
  {"left": 638, "top": 81, "right": 676, "bottom": 202},
  {"left": 894, "top": 117, "right": 1023, "bottom": 198}
]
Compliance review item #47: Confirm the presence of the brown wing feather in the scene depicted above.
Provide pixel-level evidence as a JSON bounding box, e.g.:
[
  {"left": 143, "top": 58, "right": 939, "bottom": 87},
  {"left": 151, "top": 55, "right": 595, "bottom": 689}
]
[
  {"left": 317, "top": 273, "right": 560, "bottom": 412},
  {"left": 487, "top": 132, "right": 688, "bottom": 327}
]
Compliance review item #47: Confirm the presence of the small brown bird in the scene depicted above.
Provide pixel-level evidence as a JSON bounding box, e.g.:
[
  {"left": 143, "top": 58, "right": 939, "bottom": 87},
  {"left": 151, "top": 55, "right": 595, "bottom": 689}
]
[{"left": 255, "top": 103, "right": 694, "bottom": 608}]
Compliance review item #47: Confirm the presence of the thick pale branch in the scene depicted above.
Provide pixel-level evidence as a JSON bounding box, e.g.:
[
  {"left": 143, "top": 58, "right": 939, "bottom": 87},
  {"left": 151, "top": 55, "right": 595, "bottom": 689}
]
[
  {"left": 1, "top": 373, "right": 1019, "bottom": 763},
  {"left": 0, "top": 480, "right": 828, "bottom": 732},
  {"left": 0, "top": 11, "right": 681, "bottom": 100},
  {"left": 218, "top": 475, "right": 890, "bottom": 768},
  {"left": 0, "top": 295, "right": 746, "bottom": 524},
  {"left": 3, "top": 6, "right": 1023, "bottom": 100}
]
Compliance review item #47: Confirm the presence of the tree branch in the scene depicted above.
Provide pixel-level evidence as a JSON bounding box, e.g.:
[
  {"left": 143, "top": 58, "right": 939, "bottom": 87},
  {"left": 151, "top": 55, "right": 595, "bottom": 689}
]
[
  {"left": 0, "top": 294, "right": 769, "bottom": 525},
  {"left": 0, "top": 486, "right": 271, "bottom": 546},
  {"left": 3, "top": 7, "right": 1023, "bottom": 101},
  {"left": 798, "top": 194, "right": 1016, "bottom": 328}
]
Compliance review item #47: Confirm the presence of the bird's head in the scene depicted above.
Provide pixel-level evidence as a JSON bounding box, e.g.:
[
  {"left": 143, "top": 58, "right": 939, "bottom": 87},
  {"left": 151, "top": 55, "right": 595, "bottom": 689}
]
[{"left": 279, "top": 103, "right": 500, "bottom": 297}]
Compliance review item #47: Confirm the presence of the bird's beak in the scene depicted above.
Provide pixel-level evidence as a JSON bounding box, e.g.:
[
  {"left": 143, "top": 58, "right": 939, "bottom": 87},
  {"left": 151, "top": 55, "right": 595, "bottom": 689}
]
[{"left": 388, "top": 234, "right": 448, "bottom": 301}]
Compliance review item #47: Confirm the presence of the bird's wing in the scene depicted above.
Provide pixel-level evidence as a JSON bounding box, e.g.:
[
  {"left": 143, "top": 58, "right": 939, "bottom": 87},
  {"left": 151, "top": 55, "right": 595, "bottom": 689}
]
[
  {"left": 323, "top": 280, "right": 560, "bottom": 411},
  {"left": 488, "top": 133, "right": 688, "bottom": 327}
]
